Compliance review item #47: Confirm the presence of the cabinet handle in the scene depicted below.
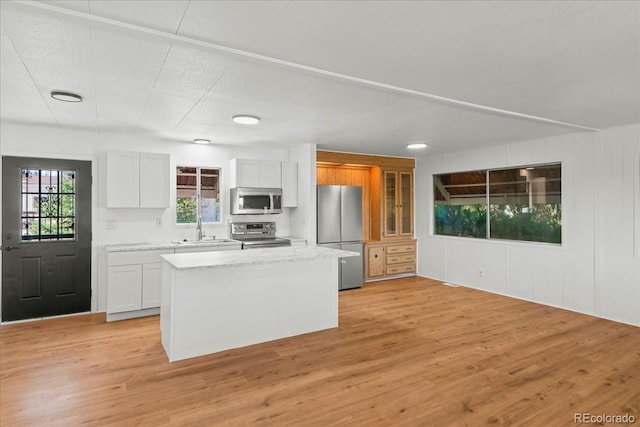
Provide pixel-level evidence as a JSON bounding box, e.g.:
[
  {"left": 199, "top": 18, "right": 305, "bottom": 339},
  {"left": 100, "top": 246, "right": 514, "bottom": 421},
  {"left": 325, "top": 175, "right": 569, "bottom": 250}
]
[{"left": 374, "top": 254, "right": 378, "bottom": 258}]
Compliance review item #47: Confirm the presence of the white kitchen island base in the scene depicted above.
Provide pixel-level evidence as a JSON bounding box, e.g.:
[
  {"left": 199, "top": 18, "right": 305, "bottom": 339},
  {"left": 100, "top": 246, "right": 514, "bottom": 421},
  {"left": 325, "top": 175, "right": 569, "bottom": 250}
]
[{"left": 160, "top": 246, "right": 357, "bottom": 362}]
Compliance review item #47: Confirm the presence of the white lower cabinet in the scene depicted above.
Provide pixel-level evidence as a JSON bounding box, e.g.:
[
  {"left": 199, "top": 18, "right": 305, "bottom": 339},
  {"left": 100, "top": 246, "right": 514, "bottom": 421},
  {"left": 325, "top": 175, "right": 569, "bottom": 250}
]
[
  {"left": 107, "top": 264, "right": 143, "bottom": 313},
  {"left": 106, "top": 244, "right": 242, "bottom": 321},
  {"left": 107, "top": 249, "right": 173, "bottom": 321},
  {"left": 142, "top": 263, "right": 163, "bottom": 308}
]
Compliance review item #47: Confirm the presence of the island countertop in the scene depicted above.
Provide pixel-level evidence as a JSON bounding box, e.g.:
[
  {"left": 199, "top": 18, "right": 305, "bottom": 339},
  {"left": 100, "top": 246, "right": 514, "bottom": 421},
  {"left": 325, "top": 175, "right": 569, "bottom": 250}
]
[{"left": 161, "top": 245, "right": 357, "bottom": 270}]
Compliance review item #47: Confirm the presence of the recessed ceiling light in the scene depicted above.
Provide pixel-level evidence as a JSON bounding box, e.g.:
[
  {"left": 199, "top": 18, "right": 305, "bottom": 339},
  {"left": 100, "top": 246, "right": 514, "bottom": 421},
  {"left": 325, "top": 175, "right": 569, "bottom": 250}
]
[
  {"left": 407, "top": 143, "right": 428, "bottom": 149},
  {"left": 232, "top": 115, "right": 260, "bottom": 125},
  {"left": 51, "top": 91, "right": 83, "bottom": 102},
  {"left": 193, "top": 139, "right": 210, "bottom": 145}
]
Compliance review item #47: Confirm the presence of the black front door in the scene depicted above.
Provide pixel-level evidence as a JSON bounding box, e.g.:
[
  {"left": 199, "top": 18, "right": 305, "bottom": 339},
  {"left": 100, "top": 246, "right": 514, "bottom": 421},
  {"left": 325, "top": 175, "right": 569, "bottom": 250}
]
[{"left": 2, "top": 157, "right": 92, "bottom": 321}]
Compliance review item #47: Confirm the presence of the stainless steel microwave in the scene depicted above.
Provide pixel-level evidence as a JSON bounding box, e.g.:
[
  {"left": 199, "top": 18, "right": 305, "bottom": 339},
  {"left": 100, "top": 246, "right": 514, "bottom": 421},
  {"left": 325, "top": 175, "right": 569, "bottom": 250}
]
[{"left": 230, "top": 187, "right": 283, "bottom": 215}]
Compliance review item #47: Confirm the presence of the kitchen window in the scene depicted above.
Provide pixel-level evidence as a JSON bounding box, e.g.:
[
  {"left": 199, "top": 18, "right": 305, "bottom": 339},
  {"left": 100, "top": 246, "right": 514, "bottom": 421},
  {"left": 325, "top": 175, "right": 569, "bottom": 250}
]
[
  {"left": 176, "top": 166, "right": 220, "bottom": 224},
  {"left": 434, "top": 163, "right": 561, "bottom": 244}
]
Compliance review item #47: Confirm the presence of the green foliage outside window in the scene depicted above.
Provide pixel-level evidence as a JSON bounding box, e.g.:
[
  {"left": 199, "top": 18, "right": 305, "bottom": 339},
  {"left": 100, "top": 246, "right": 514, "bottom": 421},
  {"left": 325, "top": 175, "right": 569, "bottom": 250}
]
[
  {"left": 27, "top": 172, "right": 75, "bottom": 237},
  {"left": 434, "top": 204, "right": 486, "bottom": 238},
  {"left": 489, "top": 204, "right": 561, "bottom": 243},
  {"left": 176, "top": 197, "right": 198, "bottom": 224},
  {"left": 434, "top": 164, "right": 562, "bottom": 244}
]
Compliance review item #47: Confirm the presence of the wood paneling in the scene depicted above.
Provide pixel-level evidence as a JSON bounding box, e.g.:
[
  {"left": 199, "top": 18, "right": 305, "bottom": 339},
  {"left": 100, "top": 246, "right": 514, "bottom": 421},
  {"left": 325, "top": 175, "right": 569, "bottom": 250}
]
[
  {"left": 317, "top": 150, "right": 415, "bottom": 170},
  {"left": 2, "top": 277, "right": 639, "bottom": 426}
]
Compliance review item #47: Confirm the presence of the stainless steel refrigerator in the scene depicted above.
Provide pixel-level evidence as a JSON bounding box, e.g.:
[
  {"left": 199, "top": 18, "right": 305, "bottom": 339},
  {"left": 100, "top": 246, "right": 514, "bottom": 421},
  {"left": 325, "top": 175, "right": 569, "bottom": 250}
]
[{"left": 317, "top": 185, "right": 364, "bottom": 290}]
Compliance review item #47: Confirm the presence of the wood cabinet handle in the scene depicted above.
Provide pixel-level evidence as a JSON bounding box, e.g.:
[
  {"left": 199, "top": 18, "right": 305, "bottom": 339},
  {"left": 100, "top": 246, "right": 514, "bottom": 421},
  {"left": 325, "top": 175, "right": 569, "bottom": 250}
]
[{"left": 374, "top": 254, "right": 378, "bottom": 258}]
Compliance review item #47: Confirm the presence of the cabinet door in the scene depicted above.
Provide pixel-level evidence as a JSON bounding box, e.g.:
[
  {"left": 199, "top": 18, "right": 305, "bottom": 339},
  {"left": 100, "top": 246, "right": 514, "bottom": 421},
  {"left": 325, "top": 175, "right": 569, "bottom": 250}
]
[
  {"left": 399, "top": 172, "right": 413, "bottom": 236},
  {"left": 383, "top": 171, "right": 397, "bottom": 237},
  {"left": 139, "top": 153, "right": 170, "bottom": 208},
  {"left": 259, "top": 160, "right": 282, "bottom": 188},
  {"left": 142, "top": 263, "right": 163, "bottom": 309},
  {"left": 107, "top": 150, "right": 140, "bottom": 208},
  {"left": 231, "top": 159, "right": 260, "bottom": 187},
  {"left": 107, "top": 265, "right": 142, "bottom": 313},
  {"left": 367, "top": 246, "right": 385, "bottom": 277},
  {"left": 281, "top": 161, "right": 298, "bottom": 207}
]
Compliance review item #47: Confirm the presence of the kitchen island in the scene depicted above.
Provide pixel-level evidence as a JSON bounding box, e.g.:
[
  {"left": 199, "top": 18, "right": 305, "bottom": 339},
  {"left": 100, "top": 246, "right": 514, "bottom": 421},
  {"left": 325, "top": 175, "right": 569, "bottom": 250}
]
[{"left": 160, "top": 245, "right": 359, "bottom": 362}]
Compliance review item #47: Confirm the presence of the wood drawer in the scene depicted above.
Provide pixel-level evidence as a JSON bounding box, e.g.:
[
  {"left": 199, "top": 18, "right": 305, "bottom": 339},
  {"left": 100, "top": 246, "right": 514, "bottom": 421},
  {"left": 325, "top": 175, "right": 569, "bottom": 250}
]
[
  {"left": 386, "top": 254, "right": 416, "bottom": 265},
  {"left": 386, "top": 264, "right": 416, "bottom": 275},
  {"left": 385, "top": 243, "right": 416, "bottom": 254}
]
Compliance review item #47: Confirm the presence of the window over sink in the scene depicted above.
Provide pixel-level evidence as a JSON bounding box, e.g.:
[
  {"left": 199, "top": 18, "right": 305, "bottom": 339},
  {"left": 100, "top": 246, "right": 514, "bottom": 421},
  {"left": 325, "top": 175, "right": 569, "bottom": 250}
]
[{"left": 176, "top": 166, "right": 221, "bottom": 224}]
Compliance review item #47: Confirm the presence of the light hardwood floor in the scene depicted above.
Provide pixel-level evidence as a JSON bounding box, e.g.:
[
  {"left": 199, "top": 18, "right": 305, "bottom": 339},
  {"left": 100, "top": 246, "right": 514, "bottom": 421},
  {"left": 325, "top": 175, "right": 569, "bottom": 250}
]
[{"left": 1, "top": 277, "right": 639, "bottom": 426}]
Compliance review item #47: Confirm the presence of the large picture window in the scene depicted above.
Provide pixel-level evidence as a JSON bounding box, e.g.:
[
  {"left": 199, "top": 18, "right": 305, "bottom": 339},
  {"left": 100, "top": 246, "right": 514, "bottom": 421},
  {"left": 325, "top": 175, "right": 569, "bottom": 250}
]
[
  {"left": 176, "top": 166, "right": 220, "bottom": 224},
  {"left": 434, "top": 163, "right": 561, "bottom": 244}
]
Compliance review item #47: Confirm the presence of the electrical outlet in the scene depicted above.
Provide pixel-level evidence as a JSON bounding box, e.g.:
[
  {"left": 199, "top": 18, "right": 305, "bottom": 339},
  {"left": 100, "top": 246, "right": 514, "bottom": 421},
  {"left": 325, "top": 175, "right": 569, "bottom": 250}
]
[{"left": 156, "top": 217, "right": 163, "bottom": 227}]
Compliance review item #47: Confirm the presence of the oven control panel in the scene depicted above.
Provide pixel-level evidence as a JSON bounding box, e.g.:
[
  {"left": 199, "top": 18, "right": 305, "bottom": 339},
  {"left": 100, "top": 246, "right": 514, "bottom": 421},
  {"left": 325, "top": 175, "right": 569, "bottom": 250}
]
[{"left": 231, "top": 221, "right": 276, "bottom": 240}]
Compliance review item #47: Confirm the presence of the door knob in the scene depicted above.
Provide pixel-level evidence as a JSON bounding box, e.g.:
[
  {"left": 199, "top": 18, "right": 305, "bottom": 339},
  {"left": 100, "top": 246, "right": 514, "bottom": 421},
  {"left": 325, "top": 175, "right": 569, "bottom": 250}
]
[{"left": 1, "top": 246, "right": 19, "bottom": 251}]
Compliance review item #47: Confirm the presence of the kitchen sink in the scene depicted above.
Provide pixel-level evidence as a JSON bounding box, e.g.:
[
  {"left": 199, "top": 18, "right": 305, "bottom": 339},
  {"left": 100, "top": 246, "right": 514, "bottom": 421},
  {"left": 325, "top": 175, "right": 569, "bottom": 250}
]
[{"left": 173, "top": 239, "right": 238, "bottom": 245}]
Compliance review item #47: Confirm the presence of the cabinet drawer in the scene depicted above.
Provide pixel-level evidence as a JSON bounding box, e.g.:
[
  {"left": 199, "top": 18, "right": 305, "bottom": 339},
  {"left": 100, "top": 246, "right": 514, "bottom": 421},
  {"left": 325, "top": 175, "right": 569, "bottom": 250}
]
[
  {"left": 386, "top": 254, "right": 415, "bottom": 264},
  {"left": 386, "top": 264, "right": 416, "bottom": 275},
  {"left": 386, "top": 243, "right": 416, "bottom": 254},
  {"left": 108, "top": 249, "right": 173, "bottom": 266}
]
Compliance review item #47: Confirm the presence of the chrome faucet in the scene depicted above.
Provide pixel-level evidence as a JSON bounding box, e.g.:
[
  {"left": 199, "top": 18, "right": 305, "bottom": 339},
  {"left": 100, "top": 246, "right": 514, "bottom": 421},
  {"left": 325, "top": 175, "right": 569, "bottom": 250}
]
[{"left": 196, "top": 215, "right": 204, "bottom": 241}]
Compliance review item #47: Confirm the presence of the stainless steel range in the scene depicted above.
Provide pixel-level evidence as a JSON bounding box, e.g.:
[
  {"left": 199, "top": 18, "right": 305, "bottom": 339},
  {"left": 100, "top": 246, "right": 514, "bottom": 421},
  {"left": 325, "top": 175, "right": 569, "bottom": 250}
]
[{"left": 230, "top": 221, "right": 291, "bottom": 249}]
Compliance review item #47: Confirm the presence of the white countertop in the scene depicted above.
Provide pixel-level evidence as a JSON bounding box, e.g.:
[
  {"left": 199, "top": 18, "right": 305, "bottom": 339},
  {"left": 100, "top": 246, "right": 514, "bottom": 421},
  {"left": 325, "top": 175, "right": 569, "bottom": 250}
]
[
  {"left": 161, "top": 245, "right": 358, "bottom": 270},
  {"left": 106, "top": 240, "right": 241, "bottom": 252}
]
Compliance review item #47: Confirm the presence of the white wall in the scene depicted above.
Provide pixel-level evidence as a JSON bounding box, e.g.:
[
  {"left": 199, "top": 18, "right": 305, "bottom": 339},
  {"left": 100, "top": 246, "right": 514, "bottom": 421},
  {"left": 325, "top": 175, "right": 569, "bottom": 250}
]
[
  {"left": 0, "top": 122, "right": 308, "bottom": 317},
  {"left": 415, "top": 123, "right": 640, "bottom": 327}
]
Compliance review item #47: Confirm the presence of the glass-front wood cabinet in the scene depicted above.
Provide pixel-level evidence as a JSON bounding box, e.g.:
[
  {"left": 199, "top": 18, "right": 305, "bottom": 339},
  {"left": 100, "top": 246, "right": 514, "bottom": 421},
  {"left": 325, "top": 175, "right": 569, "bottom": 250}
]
[{"left": 382, "top": 170, "right": 413, "bottom": 238}]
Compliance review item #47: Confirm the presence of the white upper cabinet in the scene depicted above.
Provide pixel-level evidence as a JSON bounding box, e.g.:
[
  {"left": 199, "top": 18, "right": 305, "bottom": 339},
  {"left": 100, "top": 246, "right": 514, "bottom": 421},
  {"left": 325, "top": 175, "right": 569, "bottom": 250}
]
[
  {"left": 107, "top": 150, "right": 170, "bottom": 208},
  {"left": 230, "top": 158, "right": 282, "bottom": 188},
  {"left": 259, "top": 160, "right": 282, "bottom": 188},
  {"left": 107, "top": 150, "right": 140, "bottom": 208},
  {"left": 281, "top": 161, "right": 298, "bottom": 207},
  {"left": 139, "top": 152, "right": 170, "bottom": 208}
]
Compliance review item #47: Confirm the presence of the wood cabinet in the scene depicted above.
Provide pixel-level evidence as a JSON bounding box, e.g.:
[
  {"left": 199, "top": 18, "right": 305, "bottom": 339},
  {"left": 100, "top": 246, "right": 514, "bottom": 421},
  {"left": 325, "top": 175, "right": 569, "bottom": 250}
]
[
  {"left": 365, "top": 240, "right": 416, "bottom": 281},
  {"left": 366, "top": 245, "right": 385, "bottom": 278},
  {"left": 106, "top": 150, "right": 170, "bottom": 208},
  {"left": 317, "top": 151, "right": 417, "bottom": 283},
  {"left": 230, "top": 159, "right": 282, "bottom": 188},
  {"left": 382, "top": 170, "right": 413, "bottom": 238}
]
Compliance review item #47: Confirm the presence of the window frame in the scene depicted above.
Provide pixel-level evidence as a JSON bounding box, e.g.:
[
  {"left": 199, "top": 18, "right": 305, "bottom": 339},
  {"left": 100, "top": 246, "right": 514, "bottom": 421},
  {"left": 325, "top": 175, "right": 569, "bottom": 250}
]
[
  {"left": 433, "top": 162, "right": 562, "bottom": 245},
  {"left": 175, "top": 165, "right": 222, "bottom": 226}
]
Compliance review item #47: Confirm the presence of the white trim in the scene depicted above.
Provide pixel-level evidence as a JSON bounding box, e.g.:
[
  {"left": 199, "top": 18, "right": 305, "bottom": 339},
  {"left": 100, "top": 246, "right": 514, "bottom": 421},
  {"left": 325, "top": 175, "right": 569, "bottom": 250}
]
[{"left": 635, "top": 153, "right": 640, "bottom": 258}]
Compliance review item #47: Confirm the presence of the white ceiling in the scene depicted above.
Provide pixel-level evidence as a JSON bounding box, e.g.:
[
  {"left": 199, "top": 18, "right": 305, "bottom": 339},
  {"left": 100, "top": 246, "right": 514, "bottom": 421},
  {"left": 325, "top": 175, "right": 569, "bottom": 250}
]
[{"left": 1, "top": 1, "right": 638, "bottom": 157}]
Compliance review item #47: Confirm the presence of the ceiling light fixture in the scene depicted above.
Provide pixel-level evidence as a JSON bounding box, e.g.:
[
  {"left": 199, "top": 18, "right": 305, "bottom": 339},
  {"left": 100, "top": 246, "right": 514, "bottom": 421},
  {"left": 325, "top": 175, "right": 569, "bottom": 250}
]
[
  {"left": 407, "top": 143, "right": 428, "bottom": 149},
  {"left": 51, "top": 91, "right": 83, "bottom": 102},
  {"left": 193, "top": 139, "right": 210, "bottom": 145},
  {"left": 232, "top": 115, "right": 260, "bottom": 125}
]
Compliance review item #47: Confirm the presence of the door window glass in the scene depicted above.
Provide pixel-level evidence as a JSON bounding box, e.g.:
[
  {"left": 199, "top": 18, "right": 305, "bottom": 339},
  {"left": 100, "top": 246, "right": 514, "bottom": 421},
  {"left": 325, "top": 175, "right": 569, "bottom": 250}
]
[{"left": 21, "top": 169, "right": 76, "bottom": 241}]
